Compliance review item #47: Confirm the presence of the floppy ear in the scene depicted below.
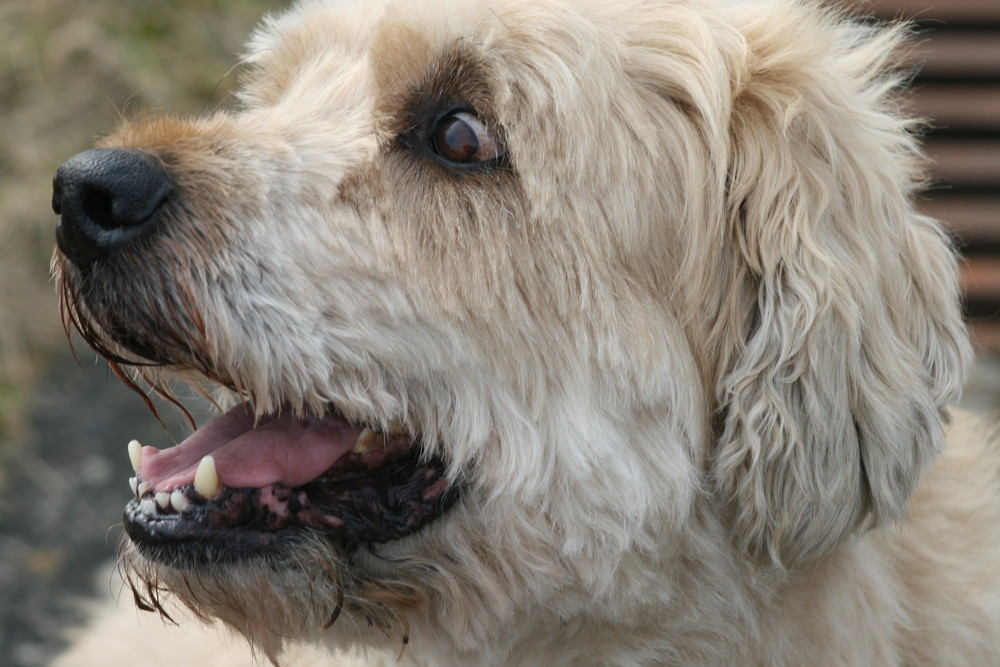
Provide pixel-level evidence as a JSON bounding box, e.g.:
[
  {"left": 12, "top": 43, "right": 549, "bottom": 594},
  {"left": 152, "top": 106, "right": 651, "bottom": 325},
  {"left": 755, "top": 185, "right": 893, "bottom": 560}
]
[{"left": 711, "top": 8, "right": 972, "bottom": 568}]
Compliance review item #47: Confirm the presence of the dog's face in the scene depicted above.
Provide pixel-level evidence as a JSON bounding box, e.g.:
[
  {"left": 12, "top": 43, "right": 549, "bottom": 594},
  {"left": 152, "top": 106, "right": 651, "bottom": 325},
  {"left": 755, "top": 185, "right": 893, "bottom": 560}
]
[{"left": 52, "top": 0, "right": 970, "bottom": 661}]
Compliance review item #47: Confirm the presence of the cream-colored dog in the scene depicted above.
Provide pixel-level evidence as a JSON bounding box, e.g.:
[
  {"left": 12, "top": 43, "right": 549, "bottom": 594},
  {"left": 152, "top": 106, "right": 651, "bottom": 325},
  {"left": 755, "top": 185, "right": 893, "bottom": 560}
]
[{"left": 51, "top": 0, "right": 1000, "bottom": 664}]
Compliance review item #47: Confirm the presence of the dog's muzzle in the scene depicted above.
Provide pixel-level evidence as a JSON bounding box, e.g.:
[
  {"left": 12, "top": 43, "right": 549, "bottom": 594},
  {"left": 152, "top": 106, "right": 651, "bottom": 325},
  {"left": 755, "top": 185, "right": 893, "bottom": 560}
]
[
  {"left": 51, "top": 149, "right": 462, "bottom": 566},
  {"left": 52, "top": 148, "right": 172, "bottom": 270}
]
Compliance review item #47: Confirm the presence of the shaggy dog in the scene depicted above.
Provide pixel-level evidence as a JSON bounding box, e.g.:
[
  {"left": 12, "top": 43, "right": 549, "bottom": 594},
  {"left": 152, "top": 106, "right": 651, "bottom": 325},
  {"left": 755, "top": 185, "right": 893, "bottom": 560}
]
[{"left": 51, "top": 0, "right": 1000, "bottom": 664}]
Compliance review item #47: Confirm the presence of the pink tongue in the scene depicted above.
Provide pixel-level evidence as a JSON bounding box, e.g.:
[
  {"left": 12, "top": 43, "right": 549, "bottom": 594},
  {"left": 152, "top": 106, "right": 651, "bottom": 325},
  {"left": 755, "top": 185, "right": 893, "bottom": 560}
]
[{"left": 137, "top": 402, "right": 362, "bottom": 492}]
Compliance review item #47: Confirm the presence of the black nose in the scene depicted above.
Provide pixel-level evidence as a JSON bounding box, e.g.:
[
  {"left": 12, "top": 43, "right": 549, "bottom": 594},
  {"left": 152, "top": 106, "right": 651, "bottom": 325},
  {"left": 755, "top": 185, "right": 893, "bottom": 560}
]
[{"left": 53, "top": 148, "right": 172, "bottom": 269}]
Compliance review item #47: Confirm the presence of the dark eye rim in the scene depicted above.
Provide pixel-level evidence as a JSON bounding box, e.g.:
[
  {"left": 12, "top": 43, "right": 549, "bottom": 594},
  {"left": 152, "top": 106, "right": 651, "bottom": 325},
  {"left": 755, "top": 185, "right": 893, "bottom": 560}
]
[{"left": 418, "top": 105, "right": 509, "bottom": 172}]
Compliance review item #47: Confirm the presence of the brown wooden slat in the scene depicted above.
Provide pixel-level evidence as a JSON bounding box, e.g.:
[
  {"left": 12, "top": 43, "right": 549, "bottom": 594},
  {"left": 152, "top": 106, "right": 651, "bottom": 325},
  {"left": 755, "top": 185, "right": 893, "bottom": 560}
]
[
  {"left": 962, "top": 257, "right": 1000, "bottom": 299},
  {"left": 970, "top": 321, "right": 1000, "bottom": 351},
  {"left": 921, "top": 199, "right": 1000, "bottom": 242},
  {"left": 961, "top": 258, "right": 1000, "bottom": 353},
  {"left": 865, "top": 0, "right": 1000, "bottom": 22},
  {"left": 925, "top": 139, "right": 1000, "bottom": 186},
  {"left": 914, "top": 33, "right": 1000, "bottom": 77},
  {"left": 908, "top": 86, "right": 1000, "bottom": 129}
]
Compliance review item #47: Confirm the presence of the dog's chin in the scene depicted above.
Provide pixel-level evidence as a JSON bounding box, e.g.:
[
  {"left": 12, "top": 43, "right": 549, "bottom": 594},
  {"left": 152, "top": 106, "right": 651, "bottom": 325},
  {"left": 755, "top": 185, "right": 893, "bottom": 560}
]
[
  {"left": 119, "top": 525, "right": 430, "bottom": 659},
  {"left": 123, "top": 401, "right": 460, "bottom": 568}
]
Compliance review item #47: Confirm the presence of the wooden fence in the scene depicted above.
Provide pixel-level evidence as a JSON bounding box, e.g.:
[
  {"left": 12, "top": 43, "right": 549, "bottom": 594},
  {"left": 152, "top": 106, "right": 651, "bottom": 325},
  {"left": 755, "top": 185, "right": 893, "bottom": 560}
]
[{"left": 855, "top": 1, "right": 1000, "bottom": 349}]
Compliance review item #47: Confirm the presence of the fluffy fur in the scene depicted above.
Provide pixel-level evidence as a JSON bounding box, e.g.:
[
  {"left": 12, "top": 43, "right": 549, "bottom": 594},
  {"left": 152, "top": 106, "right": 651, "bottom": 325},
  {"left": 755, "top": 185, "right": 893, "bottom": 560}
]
[{"left": 54, "top": 0, "right": 1000, "bottom": 664}]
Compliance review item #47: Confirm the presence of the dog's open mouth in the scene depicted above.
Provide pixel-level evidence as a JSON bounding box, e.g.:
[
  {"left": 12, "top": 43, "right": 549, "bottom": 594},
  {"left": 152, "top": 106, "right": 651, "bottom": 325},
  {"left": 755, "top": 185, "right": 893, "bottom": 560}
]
[{"left": 123, "top": 403, "right": 458, "bottom": 564}]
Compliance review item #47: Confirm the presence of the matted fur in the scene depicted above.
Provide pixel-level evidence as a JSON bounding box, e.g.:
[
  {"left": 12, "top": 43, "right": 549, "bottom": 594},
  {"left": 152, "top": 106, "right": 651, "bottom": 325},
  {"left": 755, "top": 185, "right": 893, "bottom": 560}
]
[{"left": 53, "top": 0, "right": 1000, "bottom": 665}]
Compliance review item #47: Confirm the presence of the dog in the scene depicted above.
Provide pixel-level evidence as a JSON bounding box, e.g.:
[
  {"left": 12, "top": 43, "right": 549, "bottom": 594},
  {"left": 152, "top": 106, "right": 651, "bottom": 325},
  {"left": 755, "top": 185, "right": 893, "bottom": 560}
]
[{"left": 50, "top": 0, "right": 1000, "bottom": 664}]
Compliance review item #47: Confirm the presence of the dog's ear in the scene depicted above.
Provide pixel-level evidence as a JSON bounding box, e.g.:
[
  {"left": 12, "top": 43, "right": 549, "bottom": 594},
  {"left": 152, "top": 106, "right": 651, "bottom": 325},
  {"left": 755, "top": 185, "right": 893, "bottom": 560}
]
[{"left": 709, "top": 9, "right": 972, "bottom": 568}]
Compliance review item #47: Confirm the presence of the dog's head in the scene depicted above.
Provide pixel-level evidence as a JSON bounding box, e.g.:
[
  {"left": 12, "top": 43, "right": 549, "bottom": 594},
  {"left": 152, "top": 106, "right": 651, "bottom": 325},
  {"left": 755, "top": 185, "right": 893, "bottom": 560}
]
[{"left": 52, "top": 0, "right": 970, "bottom": 659}]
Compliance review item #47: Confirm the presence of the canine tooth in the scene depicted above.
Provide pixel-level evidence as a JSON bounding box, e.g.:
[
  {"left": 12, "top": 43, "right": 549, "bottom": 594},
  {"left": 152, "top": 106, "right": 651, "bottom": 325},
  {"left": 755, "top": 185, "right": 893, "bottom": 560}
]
[
  {"left": 155, "top": 492, "right": 171, "bottom": 510},
  {"left": 137, "top": 481, "right": 151, "bottom": 497},
  {"left": 127, "top": 440, "right": 142, "bottom": 473},
  {"left": 140, "top": 498, "right": 157, "bottom": 515},
  {"left": 354, "top": 427, "right": 378, "bottom": 453},
  {"left": 194, "top": 455, "right": 221, "bottom": 499},
  {"left": 129, "top": 477, "right": 138, "bottom": 496},
  {"left": 170, "top": 489, "right": 191, "bottom": 513},
  {"left": 387, "top": 420, "right": 404, "bottom": 435}
]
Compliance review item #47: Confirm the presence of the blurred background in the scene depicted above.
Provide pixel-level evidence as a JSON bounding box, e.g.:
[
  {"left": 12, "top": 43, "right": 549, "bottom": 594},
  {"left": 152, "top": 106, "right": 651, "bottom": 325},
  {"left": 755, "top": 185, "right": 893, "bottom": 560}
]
[{"left": 0, "top": 0, "right": 996, "bottom": 665}]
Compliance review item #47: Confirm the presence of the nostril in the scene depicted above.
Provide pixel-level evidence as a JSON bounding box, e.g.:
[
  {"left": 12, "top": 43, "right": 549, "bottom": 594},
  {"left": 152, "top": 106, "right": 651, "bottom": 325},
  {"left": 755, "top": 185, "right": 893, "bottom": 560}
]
[{"left": 82, "top": 185, "right": 117, "bottom": 231}]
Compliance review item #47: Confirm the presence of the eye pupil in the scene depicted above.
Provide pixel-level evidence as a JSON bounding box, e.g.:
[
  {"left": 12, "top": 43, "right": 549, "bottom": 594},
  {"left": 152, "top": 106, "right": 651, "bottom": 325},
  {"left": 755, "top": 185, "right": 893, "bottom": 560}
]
[
  {"left": 435, "top": 116, "right": 480, "bottom": 163},
  {"left": 430, "top": 110, "right": 502, "bottom": 166}
]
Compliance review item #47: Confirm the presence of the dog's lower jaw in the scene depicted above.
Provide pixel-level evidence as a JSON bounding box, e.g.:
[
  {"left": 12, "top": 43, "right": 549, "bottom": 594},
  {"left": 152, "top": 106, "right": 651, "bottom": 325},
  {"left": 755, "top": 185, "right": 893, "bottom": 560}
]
[{"left": 120, "top": 528, "right": 432, "bottom": 663}]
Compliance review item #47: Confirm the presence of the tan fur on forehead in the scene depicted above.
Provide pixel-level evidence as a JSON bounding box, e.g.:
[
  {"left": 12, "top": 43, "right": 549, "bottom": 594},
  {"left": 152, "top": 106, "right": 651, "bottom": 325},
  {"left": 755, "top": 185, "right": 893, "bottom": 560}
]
[
  {"left": 240, "top": 0, "right": 381, "bottom": 106},
  {"left": 369, "top": 0, "right": 498, "bottom": 92}
]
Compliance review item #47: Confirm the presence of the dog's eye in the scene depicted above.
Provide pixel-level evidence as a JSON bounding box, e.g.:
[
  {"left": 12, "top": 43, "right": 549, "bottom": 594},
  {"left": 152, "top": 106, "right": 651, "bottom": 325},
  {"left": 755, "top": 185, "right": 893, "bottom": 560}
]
[{"left": 432, "top": 110, "right": 501, "bottom": 166}]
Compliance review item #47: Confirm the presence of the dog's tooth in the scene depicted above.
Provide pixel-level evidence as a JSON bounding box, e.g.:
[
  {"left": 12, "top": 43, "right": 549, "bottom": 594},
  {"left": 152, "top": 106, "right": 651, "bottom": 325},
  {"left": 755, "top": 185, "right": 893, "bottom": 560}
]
[
  {"left": 194, "top": 455, "right": 221, "bottom": 499},
  {"left": 140, "top": 497, "right": 157, "bottom": 515},
  {"left": 128, "top": 440, "right": 142, "bottom": 473},
  {"left": 386, "top": 420, "right": 404, "bottom": 435},
  {"left": 353, "top": 427, "right": 378, "bottom": 453},
  {"left": 155, "top": 492, "right": 171, "bottom": 510},
  {"left": 170, "top": 489, "right": 191, "bottom": 513},
  {"left": 137, "top": 481, "right": 151, "bottom": 497},
  {"left": 129, "top": 476, "right": 139, "bottom": 496}
]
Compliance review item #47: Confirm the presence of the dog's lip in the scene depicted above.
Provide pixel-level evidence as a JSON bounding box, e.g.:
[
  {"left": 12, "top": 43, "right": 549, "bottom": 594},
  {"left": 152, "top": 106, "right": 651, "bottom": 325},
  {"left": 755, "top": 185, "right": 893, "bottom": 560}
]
[{"left": 135, "top": 402, "right": 367, "bottom": 491}]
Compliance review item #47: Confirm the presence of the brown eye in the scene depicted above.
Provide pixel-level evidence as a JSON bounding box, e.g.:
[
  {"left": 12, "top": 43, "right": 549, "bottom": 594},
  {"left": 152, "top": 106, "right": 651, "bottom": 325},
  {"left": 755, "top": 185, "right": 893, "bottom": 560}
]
[{"left": 432, "top": 110, "right": 501, "bottom": 166}]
